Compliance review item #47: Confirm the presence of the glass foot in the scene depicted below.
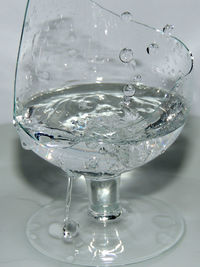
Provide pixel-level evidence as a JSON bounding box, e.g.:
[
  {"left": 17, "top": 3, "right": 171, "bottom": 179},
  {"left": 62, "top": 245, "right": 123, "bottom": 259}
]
[{"left": 26, "top": 197, "right": 184, "bottom": 266}]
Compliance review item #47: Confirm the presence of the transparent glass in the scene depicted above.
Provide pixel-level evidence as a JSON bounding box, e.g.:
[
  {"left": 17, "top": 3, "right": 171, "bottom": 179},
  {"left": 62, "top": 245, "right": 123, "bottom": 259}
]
[{"left": 13, "top": 0, "right": 193, "bottom": 265}]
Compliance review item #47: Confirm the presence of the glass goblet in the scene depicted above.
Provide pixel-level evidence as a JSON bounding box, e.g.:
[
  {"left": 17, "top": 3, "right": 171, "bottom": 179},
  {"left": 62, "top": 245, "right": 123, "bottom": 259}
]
[{"left": 13, "top": 0, "right": 193, "bottom": 265}]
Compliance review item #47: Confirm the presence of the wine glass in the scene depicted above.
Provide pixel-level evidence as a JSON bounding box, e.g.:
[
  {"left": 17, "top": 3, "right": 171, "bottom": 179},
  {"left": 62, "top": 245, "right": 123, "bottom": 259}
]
[{"left": 13, "top": 0, "right": 193, "bottom": 265}]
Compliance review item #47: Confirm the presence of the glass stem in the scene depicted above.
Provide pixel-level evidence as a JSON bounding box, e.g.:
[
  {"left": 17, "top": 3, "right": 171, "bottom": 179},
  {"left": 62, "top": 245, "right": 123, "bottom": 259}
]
[{"left": 86, "top": 175, "right": 122, "bottom": 221}]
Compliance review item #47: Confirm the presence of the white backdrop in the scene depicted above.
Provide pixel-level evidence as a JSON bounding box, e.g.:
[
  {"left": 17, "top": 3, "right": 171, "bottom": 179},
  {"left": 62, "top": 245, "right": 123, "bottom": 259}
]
[{"left": 1, "top": 0, "right": 199, "bottom": 124}]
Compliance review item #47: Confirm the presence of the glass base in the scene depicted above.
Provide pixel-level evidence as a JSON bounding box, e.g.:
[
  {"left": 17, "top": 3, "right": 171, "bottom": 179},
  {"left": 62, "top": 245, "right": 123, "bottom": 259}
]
[{"left": 26, "top": 197, "right": 184, "bottom": 266}]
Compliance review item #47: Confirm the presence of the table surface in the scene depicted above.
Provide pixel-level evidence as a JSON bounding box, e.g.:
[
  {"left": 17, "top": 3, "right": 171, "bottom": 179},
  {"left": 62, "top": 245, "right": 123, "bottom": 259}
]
[{"left": 0, "top": 117, "right": 200, "bottom": 267}]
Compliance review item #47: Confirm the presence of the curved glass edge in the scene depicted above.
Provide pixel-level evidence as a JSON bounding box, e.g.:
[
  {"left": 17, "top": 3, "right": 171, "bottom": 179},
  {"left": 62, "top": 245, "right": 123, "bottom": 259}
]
[{"left": 13, "top": 0, "right": 30, "bottom": 124}]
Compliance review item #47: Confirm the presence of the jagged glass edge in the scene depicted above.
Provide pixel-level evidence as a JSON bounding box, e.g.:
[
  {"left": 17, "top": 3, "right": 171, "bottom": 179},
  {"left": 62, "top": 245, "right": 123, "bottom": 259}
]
[{"left": 13, "top": 0, "right": 194, "bottom": 139}]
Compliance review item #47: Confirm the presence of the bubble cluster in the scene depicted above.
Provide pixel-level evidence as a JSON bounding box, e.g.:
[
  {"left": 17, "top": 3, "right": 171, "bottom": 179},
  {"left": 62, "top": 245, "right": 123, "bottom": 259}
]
[
  {"left": 163, "top": 24, "right": 174, "bottom": 34},
  {"left": 147, "top": 43, "right": 159, "bottom": 55},
  {"left": 121, "top": 11, "right": 133, "bottom": 22},
  {"left": 119, "top": 48, "right": 134, "bottom": 63}
]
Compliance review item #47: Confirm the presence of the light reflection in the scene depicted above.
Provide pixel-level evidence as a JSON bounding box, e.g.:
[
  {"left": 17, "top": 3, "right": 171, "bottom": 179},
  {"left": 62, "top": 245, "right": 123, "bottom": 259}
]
[
  {"left": 96, "top": 77, "right": 103, "bottom": 83},
  {"left": 47, "top": 150, "right": 53, "bottom": 160},
  {"left": 88, "top": 227, "right": 124, "bottom": 263}
]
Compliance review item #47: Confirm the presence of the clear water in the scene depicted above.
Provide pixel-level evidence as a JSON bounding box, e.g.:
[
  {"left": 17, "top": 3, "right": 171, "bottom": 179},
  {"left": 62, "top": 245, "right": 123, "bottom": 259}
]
[{"left": 16, "top": 83, "right": 188, "bottom": 176}]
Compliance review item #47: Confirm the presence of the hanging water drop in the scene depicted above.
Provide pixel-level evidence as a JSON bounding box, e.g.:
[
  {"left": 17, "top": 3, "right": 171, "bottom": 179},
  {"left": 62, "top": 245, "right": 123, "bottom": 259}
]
[
  {"left": 121, "top": 11, "right": 133, "bottom": 22},
  {"left": 163, "top": 24, "right": 174, "bottom": 34},
  {"left": 123, "top": 84, "right": 135, "bottom": 97},
  {"left": 147, "top": 43, "right": 159, "bottom": 55},
  {"left": 63, "top": 219, "right": 79, "bottom": 242},
  {"left": 119, "top": 48, "right": 134, "bottom": 63}
]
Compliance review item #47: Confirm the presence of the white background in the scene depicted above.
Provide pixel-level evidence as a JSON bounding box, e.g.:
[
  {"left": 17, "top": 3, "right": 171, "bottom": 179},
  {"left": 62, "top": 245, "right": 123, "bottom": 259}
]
[
  {"left": 0, "top": 0, "right": 199, "bottom": 124},
  {"left": 0, "top": 2, "right": 200, "bottom": 267}
]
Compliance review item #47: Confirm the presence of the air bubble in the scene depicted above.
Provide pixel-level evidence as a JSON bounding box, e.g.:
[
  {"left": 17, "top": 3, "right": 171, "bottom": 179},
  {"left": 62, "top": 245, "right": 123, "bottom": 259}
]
[
  {"left": 119, "top": 48, "right": 134, "bottom": 63},
  {"left": 133, "top": 74, "right": 142, "bottom": 83},
  {"left": 63, "top": 219, "right": 79, "bottom": 242},
  {"left": 121, "top": 11, "right": 133, "bottom": 22},
  {"left": 147, "top": 43, "right": 159, "bottom": 55},
  {"left": 163, "top": 24, "right": 174, "bottom": 34},
  {"left": 123, "top": 84, "right": 135, "bottom": 97}
]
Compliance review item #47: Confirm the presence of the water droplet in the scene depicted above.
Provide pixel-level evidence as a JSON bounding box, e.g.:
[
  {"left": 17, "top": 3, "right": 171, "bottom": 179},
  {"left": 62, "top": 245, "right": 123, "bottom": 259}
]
[
  {"left": 163, "top": 24, "right": 174, "bottom": 34},
  {"left": 147, "top": 43, "right": 159, "bottom": 55},
  {"left": 133, "top": 74, "right": 142, "bottom": 84},
  {"left": 123, "top": 84, "right": 135, "bottom": 97},
  {"left": 119, "top": 48, "right": 134, "bottom": 63},
  {"left": 121, "top": 11, "right": 133, "bottom": 22},
  {"left": 63, "top": 219, "right": 79, "bottom": 242},
  {"left": 38, "top": 71, "right": 50, "bottom": 80},
  {"left": 49, "top": 223, "right": 63, "bottom": 239}
]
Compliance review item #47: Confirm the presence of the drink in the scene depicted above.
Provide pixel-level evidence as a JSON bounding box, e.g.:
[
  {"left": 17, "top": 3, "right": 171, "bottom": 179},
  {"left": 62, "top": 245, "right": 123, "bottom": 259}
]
[{"left": 15, "top": 83, "right": 187, "bottom": 175}]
